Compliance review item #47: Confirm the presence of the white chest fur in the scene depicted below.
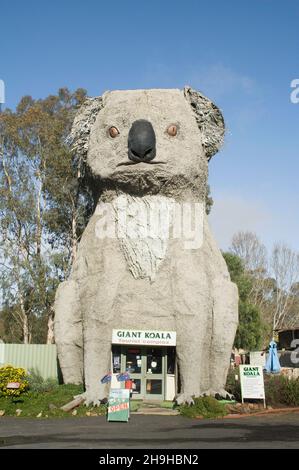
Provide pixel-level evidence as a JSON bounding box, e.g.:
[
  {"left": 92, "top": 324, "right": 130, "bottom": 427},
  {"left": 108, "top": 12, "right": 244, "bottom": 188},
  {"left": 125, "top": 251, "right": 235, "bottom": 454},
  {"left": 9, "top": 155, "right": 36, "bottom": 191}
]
[{"left": 111, "top": 194, "right": 174, "bottom": 281}]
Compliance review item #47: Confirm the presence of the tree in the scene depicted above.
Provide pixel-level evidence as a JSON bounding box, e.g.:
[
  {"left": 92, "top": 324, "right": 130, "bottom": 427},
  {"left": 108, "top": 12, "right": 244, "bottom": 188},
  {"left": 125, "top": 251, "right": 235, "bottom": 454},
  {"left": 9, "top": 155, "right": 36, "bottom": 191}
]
[
  {"left": 229, "top": 232, "right": 299, "bottom": 344},
  {"left": 230, "top": 231, "right": 267, "bottom": 273},
  {"left": 0, "top": 88, "right": 88, "bottom": 343},
  {"left": 270, "top": 243, "right": 299, "bottom": 334},
  {"left": 230, "top": 231, "right": 269, "bottom": 311},
  {"left": 223, "top": 252, "right": 264, "bottom": 350}
]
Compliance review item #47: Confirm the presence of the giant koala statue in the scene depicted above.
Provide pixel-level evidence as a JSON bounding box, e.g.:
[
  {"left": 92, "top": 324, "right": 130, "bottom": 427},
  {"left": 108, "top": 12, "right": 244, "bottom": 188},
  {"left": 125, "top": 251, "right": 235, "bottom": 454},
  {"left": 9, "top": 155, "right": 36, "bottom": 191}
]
[{"left": 54, "top": 87, "right": 238, "bottom": 405}]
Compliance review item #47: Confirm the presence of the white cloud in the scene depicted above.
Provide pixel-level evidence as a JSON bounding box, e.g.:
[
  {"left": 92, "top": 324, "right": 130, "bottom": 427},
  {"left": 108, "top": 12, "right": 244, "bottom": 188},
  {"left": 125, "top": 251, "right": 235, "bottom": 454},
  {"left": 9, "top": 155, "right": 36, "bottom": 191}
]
[
  {"left": 141, "top": 62, "right": 256, "bottom": 100},
  {"left": 190, "top": 64, "right": 256, "bottom": 99}
]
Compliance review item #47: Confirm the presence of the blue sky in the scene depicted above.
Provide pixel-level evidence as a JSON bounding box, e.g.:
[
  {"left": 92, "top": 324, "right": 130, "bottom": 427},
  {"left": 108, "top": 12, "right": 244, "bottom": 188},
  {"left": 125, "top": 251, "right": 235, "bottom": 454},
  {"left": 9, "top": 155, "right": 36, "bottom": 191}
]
[{"left": 1, "top": 0, "right": 299, "bottom": 253}]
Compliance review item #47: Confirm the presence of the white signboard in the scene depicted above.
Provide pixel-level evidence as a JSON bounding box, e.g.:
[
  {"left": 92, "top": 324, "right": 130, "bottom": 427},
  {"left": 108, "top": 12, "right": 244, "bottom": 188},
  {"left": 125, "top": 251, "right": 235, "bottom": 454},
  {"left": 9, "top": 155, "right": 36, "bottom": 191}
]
[
  {"left": 112, "top": 329, "right": 176, "bottom": 346},
  {"left": 249, "top": 351, "right": 266, "bottom": 368},
  {"left": 240, "top": 365, "right": 265, "bottom": 404}
]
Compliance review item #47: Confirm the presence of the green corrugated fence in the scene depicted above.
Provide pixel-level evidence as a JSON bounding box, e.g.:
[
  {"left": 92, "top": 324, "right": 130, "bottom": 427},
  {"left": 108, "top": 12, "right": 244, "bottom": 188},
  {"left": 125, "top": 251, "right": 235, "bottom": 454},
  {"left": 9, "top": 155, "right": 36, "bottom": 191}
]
[{"left": 0, "top": 343, "right": 58, "bottom": 380}]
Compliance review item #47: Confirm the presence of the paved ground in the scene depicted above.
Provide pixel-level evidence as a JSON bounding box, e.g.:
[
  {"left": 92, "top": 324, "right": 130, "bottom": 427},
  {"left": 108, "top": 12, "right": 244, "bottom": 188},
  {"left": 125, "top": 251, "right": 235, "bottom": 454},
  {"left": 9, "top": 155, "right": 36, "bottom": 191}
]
[{"left": 0, "top": 412, "right": 299, "bottom": 449}]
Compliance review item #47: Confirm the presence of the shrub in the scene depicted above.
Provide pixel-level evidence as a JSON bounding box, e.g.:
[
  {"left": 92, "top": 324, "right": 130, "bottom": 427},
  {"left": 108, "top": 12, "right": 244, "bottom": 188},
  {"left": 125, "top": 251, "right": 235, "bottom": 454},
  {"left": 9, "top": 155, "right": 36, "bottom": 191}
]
[
  {"left": 0, "top": 365, "right": 29, "bottom": 397},
  {"left": 225, "top": 368, "right": 241, "bottom": 401},
  {"left": 179, "top": 396, "right": 227, "bottom": 419},
  {"left": 282, "top": 377, "right": 299, "bottom": 406},
  {"left": 226, "top": 369, "right": 299, "bottom": 407},
  {"left": 27, "top": 369, "right": 58, "bottom": 393},
  {"left": 264, "top": 375, "right": 299, "bottom": 407}
]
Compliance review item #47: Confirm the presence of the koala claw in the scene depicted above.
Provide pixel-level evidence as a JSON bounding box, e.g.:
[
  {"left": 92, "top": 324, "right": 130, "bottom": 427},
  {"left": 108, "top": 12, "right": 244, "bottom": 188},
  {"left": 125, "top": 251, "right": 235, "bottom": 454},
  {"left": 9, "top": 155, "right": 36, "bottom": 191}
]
[
  {"left": 208, "top": 389, "right": 235, "bottom": 401},
  {"left": 175, "top": 393, "right": 195, "bottom": 406},
  {"left": 74, "top": 392, "right": 106, "bottom": 407}
]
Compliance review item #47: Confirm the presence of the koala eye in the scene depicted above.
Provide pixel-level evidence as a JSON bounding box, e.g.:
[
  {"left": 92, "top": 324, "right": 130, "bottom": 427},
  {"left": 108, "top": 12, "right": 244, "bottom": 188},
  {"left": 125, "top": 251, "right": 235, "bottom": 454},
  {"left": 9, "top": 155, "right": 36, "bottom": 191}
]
[
  {"left": 108, "top": 126, "right": 120, "bottom": 138},
  {"left": 167, "top": 124, "right": 178, "bottom": 137}
]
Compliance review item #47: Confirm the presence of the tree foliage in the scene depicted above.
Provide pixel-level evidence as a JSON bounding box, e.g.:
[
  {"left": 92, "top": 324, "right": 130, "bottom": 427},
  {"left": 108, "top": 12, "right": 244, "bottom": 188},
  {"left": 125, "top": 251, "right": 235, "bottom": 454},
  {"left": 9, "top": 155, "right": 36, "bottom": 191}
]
[
  {"left": 229, "top": 231, "right": 299, "bottom": 344},
  {"left": 0, "top": 88, "right": 88, "bottom": 343},
  {"left": 223, "top": 252, "right": 264, "bottom": 350}
]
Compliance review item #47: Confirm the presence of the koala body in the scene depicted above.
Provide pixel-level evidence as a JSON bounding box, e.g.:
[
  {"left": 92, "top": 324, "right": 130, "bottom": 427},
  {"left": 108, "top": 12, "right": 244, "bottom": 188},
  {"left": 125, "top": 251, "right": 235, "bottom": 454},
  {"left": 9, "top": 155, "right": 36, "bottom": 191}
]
[{"left": 54, "top": 87, "right": 238, "bottom": 405}]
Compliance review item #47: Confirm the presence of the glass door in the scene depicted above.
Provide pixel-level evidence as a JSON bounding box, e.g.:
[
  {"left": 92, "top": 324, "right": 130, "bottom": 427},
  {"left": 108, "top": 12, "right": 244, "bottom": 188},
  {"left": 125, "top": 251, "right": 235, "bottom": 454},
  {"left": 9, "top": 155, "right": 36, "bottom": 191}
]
[
  {"left": 124, "top": 346, "right": 143, "bottom": 399},
  {"left": 121, "top": 346, "right": 166, "bottom": 400},
  {"left": 143, "top": 347, "right": 165, "bottom": 401}
]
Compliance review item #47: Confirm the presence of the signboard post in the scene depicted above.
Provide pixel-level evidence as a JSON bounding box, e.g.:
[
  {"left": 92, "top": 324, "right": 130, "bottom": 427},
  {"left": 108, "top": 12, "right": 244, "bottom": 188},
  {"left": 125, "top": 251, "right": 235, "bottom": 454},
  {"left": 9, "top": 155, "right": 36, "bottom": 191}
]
[
  {"left": 107, "top": 388, "right": 130, "bottom": 422},
  {"left": 239, "top": 365, "right": 266, "bottom": 408}
]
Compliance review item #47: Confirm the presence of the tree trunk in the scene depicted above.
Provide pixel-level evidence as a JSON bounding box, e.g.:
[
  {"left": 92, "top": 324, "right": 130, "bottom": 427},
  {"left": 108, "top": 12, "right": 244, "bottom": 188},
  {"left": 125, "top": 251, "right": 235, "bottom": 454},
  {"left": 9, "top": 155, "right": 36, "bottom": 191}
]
[
  {"left": 46, "top": 308, "right": 55, "bottom": 344},
  {"left": 19, "top": 294, "right": 30, "bottom": 344},
  {"left": 22, "top": 312, "right": 30, "bottom": 344},
  {"left": 23, "top": 320, "right": 29, "bottom": 344},
  {"left": 36, "top": 169, "right": 43, "bottom": 256}
]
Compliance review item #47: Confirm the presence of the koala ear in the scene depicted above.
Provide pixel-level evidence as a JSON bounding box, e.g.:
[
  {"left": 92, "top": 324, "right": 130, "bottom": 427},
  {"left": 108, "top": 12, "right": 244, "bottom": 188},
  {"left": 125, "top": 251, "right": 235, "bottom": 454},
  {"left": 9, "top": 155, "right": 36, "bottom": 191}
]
[
  {"left": 67, "top": 96, "right": 105, "bottom": 163},
  {"left": 184, "top": 86, "right": 225, "bottom": 161}
]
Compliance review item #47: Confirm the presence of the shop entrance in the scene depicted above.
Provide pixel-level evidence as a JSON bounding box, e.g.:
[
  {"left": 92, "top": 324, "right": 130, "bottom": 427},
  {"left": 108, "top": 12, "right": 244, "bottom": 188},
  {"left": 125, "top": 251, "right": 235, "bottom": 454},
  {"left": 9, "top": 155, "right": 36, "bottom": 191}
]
[{"left": 112, "top": 345, "right": 175, "bottom": 400}]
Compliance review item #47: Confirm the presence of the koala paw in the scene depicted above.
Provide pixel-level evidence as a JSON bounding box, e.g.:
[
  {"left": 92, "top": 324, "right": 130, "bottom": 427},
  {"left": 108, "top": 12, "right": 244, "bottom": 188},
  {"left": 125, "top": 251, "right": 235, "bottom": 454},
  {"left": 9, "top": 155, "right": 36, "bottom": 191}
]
[
  {"left": 175, "top": 393, "right": 195, "bottom": 406},
  {"left": 207, "top": 389, "right": 235, "bottom": 401},
  {"left": 74, "top": 392, "right": 107, "bottom": 407}
]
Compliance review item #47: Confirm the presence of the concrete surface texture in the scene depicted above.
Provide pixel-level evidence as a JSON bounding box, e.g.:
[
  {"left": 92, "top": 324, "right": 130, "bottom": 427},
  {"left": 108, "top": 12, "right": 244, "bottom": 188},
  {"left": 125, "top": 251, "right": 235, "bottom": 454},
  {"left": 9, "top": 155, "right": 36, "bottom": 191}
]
[
  {"left": 54, "top": 87, "right": 239, "bottom": 405},
  {"left": 1, "top": 413, "right": 299, "bottom": 449}
]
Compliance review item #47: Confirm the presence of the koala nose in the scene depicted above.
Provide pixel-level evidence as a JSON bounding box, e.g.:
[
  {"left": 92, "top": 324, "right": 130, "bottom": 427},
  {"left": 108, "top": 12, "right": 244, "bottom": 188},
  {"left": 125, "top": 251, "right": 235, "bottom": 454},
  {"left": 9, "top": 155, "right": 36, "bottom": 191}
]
[{"left": 128, "top": 119, "right": 156, "bottom": 162}]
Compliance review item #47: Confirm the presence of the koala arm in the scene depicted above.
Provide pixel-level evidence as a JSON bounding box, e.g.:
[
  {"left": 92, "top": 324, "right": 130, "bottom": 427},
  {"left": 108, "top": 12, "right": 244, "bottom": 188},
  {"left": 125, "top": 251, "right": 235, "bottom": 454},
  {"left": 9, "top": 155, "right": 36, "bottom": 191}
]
[
  {"left": 54, "top": 279, "right": 83, "bottom": 384},
  {"left": 203, "top": 214, "right": 232, "bottom": 280}
]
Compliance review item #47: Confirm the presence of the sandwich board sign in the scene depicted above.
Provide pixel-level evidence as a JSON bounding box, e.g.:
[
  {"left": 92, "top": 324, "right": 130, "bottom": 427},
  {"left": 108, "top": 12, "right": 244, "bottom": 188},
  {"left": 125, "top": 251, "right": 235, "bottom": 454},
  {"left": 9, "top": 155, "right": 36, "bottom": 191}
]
[
  {"left": 239, "top": 365, "right": 266, "bottom": 408},
  {"left": 107, "top": 388, "right": 130, "bottom": 422}
]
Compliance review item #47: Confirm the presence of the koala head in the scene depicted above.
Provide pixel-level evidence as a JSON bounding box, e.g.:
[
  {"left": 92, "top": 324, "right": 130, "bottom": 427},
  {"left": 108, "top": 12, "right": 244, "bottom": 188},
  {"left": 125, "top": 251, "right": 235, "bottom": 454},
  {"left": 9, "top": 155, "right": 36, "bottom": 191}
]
[{"left": 69, "top": 87, "right": 224, "bottom": 201}]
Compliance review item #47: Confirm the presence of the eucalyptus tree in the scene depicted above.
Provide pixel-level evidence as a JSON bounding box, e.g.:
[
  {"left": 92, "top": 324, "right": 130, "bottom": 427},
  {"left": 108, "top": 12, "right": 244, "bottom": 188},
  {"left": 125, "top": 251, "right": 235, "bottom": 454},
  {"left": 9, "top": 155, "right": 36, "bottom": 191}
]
[{"left": 0, "top": 88, "right": 88, "bottom": 343}]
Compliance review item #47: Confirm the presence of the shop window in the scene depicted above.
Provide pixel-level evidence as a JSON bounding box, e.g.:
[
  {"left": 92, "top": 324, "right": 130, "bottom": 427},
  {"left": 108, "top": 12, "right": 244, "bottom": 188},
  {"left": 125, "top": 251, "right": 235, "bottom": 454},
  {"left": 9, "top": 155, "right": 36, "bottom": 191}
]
[
  {"left": 146, "top": 348, "right": 163, "bottom": 374},
  {"left": 131, "top": 378, "right": 141, "bottom": 394},
  {"left": 112, "top": 345, "right": 121, "bottom": 373},
  {"left": 146, "top": 379, "right": 162, "bottom": 395},
  {"left": 126, "top": 348, "right": 142, "bottom": 373}
]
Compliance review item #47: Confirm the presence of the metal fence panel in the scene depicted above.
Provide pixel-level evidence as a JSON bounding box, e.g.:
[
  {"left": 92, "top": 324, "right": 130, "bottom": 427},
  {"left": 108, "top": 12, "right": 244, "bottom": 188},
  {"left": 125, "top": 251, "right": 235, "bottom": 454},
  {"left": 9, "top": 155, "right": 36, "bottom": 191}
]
[{"left": 0, "top": 344, "right": 58, "bottom": 380}]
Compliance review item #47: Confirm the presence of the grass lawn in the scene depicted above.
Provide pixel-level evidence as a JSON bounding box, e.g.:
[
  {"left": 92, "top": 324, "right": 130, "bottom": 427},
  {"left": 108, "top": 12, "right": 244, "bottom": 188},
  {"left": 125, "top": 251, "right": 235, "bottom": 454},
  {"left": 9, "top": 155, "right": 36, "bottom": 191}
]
[
  {"left": 0, "top": 384, "right": 107, "bottom": 418},
  {"left": 0, "top": 387, "right": 229, "bottom": 420},
  {"left": 179, "top": 396, "right": 228, "bottom": 419}
]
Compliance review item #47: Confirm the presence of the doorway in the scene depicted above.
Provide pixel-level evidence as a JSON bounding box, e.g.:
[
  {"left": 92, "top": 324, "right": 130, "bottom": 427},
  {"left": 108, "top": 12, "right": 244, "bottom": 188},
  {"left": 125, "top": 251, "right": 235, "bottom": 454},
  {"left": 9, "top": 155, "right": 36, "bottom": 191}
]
[{"left": 112, "top": 345, "right": 168, "bottom": 400}]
